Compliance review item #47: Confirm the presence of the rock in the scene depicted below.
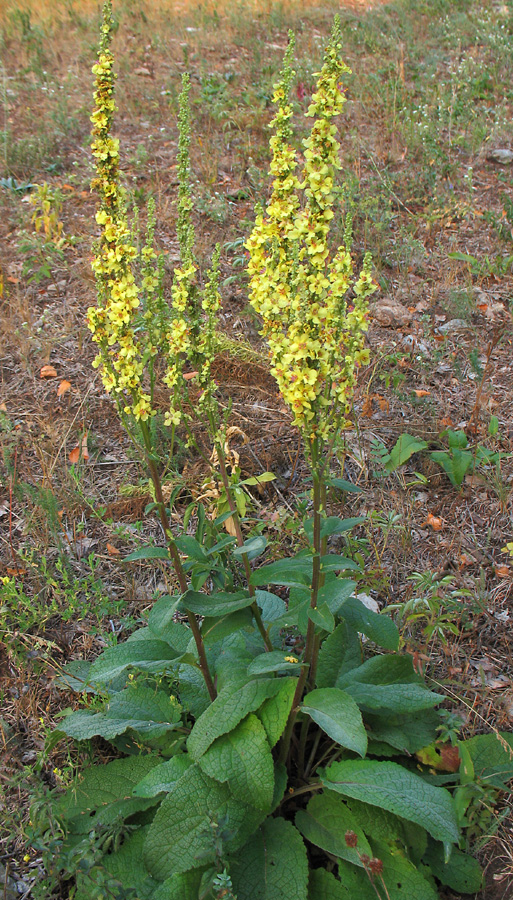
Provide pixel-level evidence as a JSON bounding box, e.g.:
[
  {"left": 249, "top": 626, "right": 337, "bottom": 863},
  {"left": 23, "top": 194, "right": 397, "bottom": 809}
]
[
  {"left": 487, "top": 149, "right": 513, "bottom": 165},
  {"left": 134, "top": 67, "right": 152, "bottom": 77},
  {"left": 369, "top": 296, "right": 412, "bottom": 327},
  {"left": 436, "top": 318, "right": 470, "bottom": 334}
]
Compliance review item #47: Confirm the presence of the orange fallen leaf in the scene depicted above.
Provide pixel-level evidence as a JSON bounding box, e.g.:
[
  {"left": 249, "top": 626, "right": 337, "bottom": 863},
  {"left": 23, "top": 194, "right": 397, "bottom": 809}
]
[
  {"left": 62, "top": 184, "right": 75, "bottom": 191},
  {"left": 424, "top": 512, "right": 443, "bottom": 530},
  {"left": 0, "top": 402, "right": 7, "bottom": 412},
  {"left": 439, "top": 416, "right": 453, "bottom": 428},
  {"left": 361, "top": 395, "right": 373, "bottom": 417},
  {"left": 495, "top": 565, "right": 511, "bottom": 578},
  {"left": 6, "top": 566, "right": 25, "bottom": 577},
  {"left": 183, "top": 371, "right": 199, "bottom": 381},
  {"left": 477, "top": 303, "right": 488, "bottom": 312},
  {"left": 377, "top": 395, "right": 389, "bottom": 413},
  {"left": 40, "top": 364, "right": 57, "bottom": 378},
  {"left": 414, "top": 389, "right": 431, "bottom": 397},
  {"left": 69, "top": 432, "right": 89, "bottom": 463},
  {"left": 7, "top": 275, "right": 19, "bottom": 284},
  {"left": 57, "top": 379, "right": 72, "bottom": 397},
  {"left": 106, "top": 543, "right": 121, "bottom": 556}
]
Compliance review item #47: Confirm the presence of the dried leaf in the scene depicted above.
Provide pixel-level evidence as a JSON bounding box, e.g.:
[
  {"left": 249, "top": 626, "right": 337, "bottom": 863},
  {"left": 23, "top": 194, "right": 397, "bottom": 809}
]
[
  {"left": 413, "top": 389, "right": 431, "bottom": 397},
  {"left": 0, "top": 402, "right": 7, "bottom": 412},
  {"left": 69, "top": 432, "right": 89, "bottom": 463},
  {"left": 424, "top": 513, "right": 443, "bottom": 531},
  {"left": 495, "top": 565, "right": 511, "bottom": 578},
  {"left": 57, "top": 379, "right": 72, "bottom": 397},
  {"left": 183, "top": 371, "right": 199, "bottom": 381},
  {"left": 361, "top": 395, "right": 373, "bottom": 417},
  {"left": 40, "top": 365, "right": 58, "bottom": 378},
  {"left": 106, "top": 543, "right": 121, "bottom": 556}
]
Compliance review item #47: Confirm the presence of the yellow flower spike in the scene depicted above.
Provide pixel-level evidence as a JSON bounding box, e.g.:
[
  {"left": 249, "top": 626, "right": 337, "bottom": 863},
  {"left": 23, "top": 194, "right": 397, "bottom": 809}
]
[{"left": 246, "top": 18, "right": 376, "bottom": 444}]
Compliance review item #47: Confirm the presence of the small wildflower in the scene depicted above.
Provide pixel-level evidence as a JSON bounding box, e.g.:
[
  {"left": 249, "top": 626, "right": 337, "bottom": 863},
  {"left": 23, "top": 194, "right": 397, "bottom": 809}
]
[{"left": 284, "top": 655, "right": 299, "bottom": 663}]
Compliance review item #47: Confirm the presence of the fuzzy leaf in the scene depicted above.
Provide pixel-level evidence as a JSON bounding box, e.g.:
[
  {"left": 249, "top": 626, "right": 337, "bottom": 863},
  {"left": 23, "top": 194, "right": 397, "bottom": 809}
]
[
  {"left": 144, "top": 764, "right": 264, "bottom": 880},
  {"left": 201, "top": 608, "right": 253, "bottom": 648},
  {"left": 248, "top": 651, "right": 303, "bottom": 675},
  {"left": 58, "top": 686, "right": 181, "bottom": 741},
  {"left": 89, "top": 640, "right": 183, "bottom": 685},
  {"left": 233, "top": 535, "right": 267, "bottom": 560},
  {"left": 316, "top": 623, "right": 361, "bottom": 689},
  {"left": 308, "top": 868, "right": 352, "bottom": 899},
  {"left": 370, "top": 840, "right": 438, "bottom": 900},
  {"left": 56, "top": 756, "right": 162, "bottom": 833},
  {"left": 322, "top": 759, "right": 460, "bottom": 844},
  {"left": 339, "top": 596, "right": 399, "bottom": 650},
  {"left": 423, "top": 841, "right": 483, "bottom": 893},
  {"left": 366, "top": 709, "right": 441, "bottom": 755},
  {"left": 124, "top": 546, "right": 171, "bottom": 561},
  {"left": 308, "top": 602, "right": 336, "bottom": 632},
  {"left": 152, "top": 870, "right": 204, "bottom": 900},
  {"left": 295, "top": 792, "right": 372, "bottom": 866},
  {"left": 255, "top": 589, "right": 287, "bottom": 622},
  {"left": 198, "top": 714, "right": 274, "bottom": 810},
  {"left": 188, "top": 678, "right": 291, "bottom": 759},
  {"left": 147, "top": 597, "right": 191, "bottom": 651},
  {"left": 461, "top": 732, "right": 513, "bottom": 788},
  {"left": 229, "top": 817, "right": 309, "bottom": 900},
  {"left": 343, "top": 682, "right": 444, "bottom": 715},
  {"left": 76, "top": 827, "right": 157, "bottom": 900},
  {"left": 250, "top": 556, "right": 314, "bottom": 589},
  {"left": 301, "top": 688, "right": 367, "bottom": 757},
  {"left": 180, "top": 588, "right": 253, "bottom": 617},
  {"left": 133, "top": 754, "right": 193, "bottom": 798},
  {"left": 256, "top": 679, "right": 296, "bottom": 747}
]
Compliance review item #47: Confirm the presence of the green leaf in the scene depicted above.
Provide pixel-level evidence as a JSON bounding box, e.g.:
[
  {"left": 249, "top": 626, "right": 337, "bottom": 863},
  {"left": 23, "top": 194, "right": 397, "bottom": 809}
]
[
  {"left": 77, "top": 827, "right": 157, "bottom": 900},
  {"left": 198, "top": 714, "right": 275, "bottom": 810},
  {"left": 317, "top": 578, "right": 356, "bottom": 615},
  {"left": 147, "top": 596, "right": 190, "bottom": 651},
  {"left": 248, "top": 651, "right": 303, "bottom": 675},
  {"left": 447, "top": 251, "right": 478, "bottom": 263},
  {"left": 152, "top": 870, "right": 204, "bottom": 900},
  {"left": 250, "top": 556, "right": 313, "bottom": 589},
  {"left": 178, "top": 664, "right": 210, "bottom": 718},
  {"left": 342, "top": 682, "right": 444, "bottom": 715},
  {"left": 56, "top": 756, "right": 162, "bottom": 833},
  {"left": 308, "top": 868, "right": 352, "bottom": 899},
  {"left": 124, "top": 546, "right": 171, "bottom": 562},
  {"left": 370, "top": 839, "right": 438, "bottom": 900},
  {"left": 461, "top": 732, "right": 513, "bottom": 788},
  {"left": 430, "top": 449, "right": 473, "bottom": 486},
  {"left": 175, "top": 535, "right": 207, "bottom": 560},
  {"left": 366, "top": 709, "right": 441, "bottom": 754},
  {"left": 59, "top": 686, "right": 182, "bottom": 741},
  {"left": 133, "top": 754, "right": 193, "bottom": 798},
  {"left": 338, "top": 654, "right": 421, "bottom": 687},
  {"left": 256, "top": 679, "right": 296, "bottom": 747},
  {"left": 229, "top": 817, "right": 309, "bottom": 900},
  {"left": 316, "top": 623, "right": 361, "bottom": 689},
  {"left": 301, "top": 688, "right": 367, "bottom": 757},
  {"left": 296, "top": 792, "right": 372, "bottom": 866},
  {"left": 385, "top": 434, "right": 428, "bottom": 473},
  {"left": 240, "top": 472, "right": 276, "bottom": 486},
  {"left": 322, "top": 759, "right": 460, "bottom": 844},
  {"left": 327, "top": 477, "right": 363, "bottom": 494},
  {"left": 423, "top": 840, "right": 483, "bottom": 893},
  {"left": 144, "top": 764, "right": 264, "bottom": 881},
  {"left": 89, "top": 640, "right": 183, "bottom": 685},
  {"left": 304, "top": 516, "right": 366, "bottom": 543},
  {"left": 308, "top": 602, "right": 335, "bottom": 633},
  {"left": 255, "top": 589, "right": 287, "bottom": 622},
  {"left": 201, "top": 608, "right": 253, "bottom": 648},
  {"left": 180, "top": 588, "right": 254, "bottom": 617},
  {"left": 320, "top": 554, "right": 361, "bottom": 573},
  {"left": 339, "top": 596, "right": 399, "bottom": 650},
  {"left": 188, "top": 678, "right": 291, "bottom": 759},
  {"left": 233, "top": 535, "right": 267, "bottom": 560}
]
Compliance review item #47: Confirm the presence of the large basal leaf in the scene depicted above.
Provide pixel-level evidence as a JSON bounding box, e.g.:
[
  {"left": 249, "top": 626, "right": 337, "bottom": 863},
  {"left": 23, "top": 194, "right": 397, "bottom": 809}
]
[
  {"left": 338, "top": 596, "right": 399, "bottom": 650},
  {"left": 301, "top": 688, "right": 368, "bottom": 758},
  {"left": 317, "top": 578, "right": 356, "bottom": 616},
  {"left": 461, "top": 731, "right": 513, "bottom": 788},
  {"left": 147, "top": 596, "right": 191, "bottom": 651},
  {"left": 229, "top": 817, "right": 309, "bottom": 900},
  {"left": 308, "top": 868, "right": 351, "bottom": 899},
  {"left": 144, "top": 764, "right": 263, "bottom": 880},
  {"left": 177, "top": 664, "right": 211, "bottom": 718},
  {"left": 384, "top": 434, "right": 428, "bottom": 473},
  {"left": 58, "top": 684, "right": 182, "bottom": 742},
  {"left": 197, "top": 714, "right": 274, "bottom": 811},
  {"left": 180, "top": 588, "right": 254, "bottom": 617},
  {"left": 56, "top": 756, "right": 162, "bottom": 834},
  {"left": 76, "top": 827, "right": 157, "bottom": 900},
  {"left": 188, "top": 678, "right": 291, "bottom": 760},
  {"left": 369, "top": 839, "right": 438, "bottom": 900},
  {"left": 321, "top": 759, "right": 460, "bottom": 845},
  {"left": 316, "top": 623, "right": 361, "bottom": 689},
  {"left": 295, "top": 792, "right": 372, "bottom": 867},
  {"left": 256, "top": 679, "right": 297, "bottom": 747},
  {"left": 248, "top": 651, "right": 303, "bottom": 676},
  {"left": 338, "top": 653, "right": 421, "bottom": 687},
  {"left": 343, "top": 682, "right": 444, "bottom": 715},
  {"left": 423, "top": 840, "right": 483, "bottom": 893},
  {"left": 133, "top": 754, "right": 193, "bottom": 798},
  {"left": 152, "top": 870, "right": 204, "bottom": 900},
  {"left": 88, "top": 640, "right": 183, "bottom": 685},
  {"left": 366, "top": 709, "right": 441, "bottom": 755}
]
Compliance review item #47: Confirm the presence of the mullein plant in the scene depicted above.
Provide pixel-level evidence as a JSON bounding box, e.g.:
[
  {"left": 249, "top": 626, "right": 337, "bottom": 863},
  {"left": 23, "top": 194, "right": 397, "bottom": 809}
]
[
  {"left": 33, "top": 11, "right": 505, "bottom": 900},
  {"left": 246, "top": 19, "right": 377, "bottom": 752}
]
